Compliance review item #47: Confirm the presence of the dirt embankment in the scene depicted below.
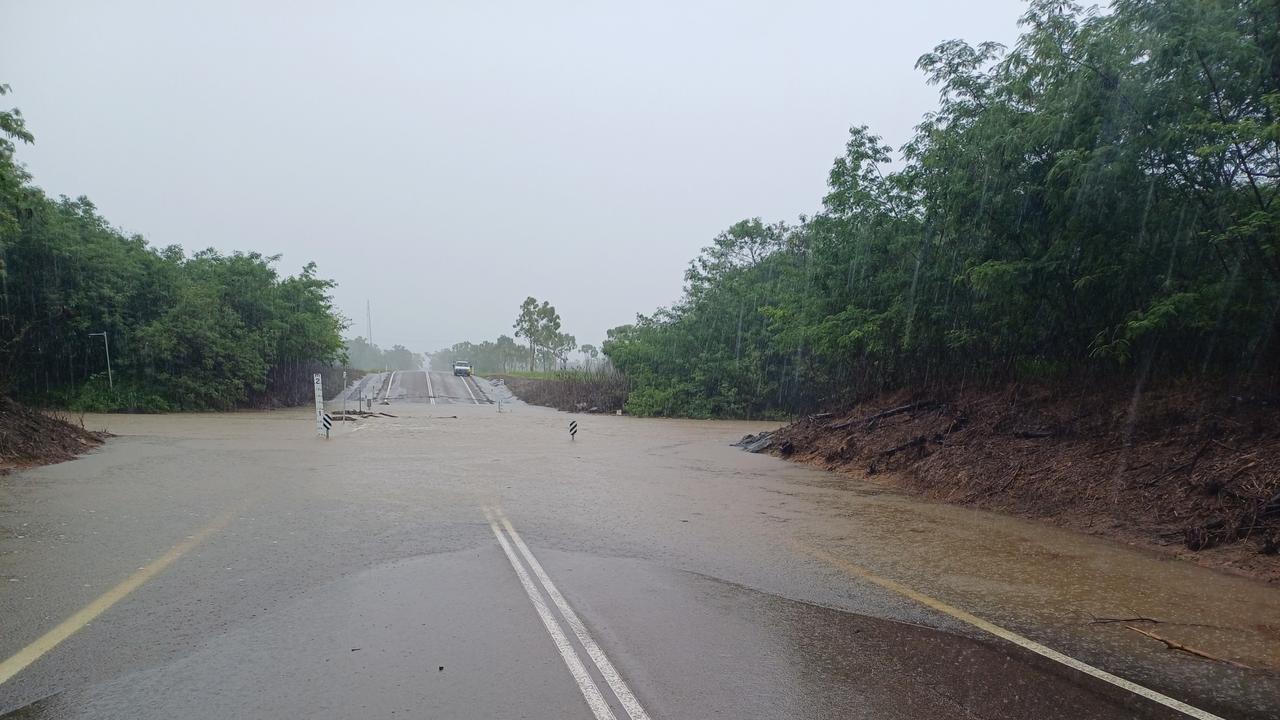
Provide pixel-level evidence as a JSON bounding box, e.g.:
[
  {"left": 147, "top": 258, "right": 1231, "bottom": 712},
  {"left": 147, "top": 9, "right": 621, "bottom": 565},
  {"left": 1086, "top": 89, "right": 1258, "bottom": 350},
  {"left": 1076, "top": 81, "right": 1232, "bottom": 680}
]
[
  {"left": 493, "top": 373, "right": 628, "bottom": 414},
  {"left": 761, "top": 384, "right": 1280, "bottom": 581},
  {"left": 0, "top": 396, "right": 104, "bottom": 472}
]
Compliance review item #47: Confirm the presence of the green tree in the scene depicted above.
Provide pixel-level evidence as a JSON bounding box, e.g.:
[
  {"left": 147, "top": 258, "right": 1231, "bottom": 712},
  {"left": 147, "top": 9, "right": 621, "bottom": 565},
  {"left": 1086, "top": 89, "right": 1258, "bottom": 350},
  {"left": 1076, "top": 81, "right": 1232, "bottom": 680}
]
[
  {"left": 0, "top": 85, "right": 348, "bottom": 410},
  {"left": 514, "top": 297, "right": 541, "bottom": 371},
  {"left": 513, "top": 296, "right": 565, "bottom": 371},
  {"left": 604, "top": 0, "right": 1280, "bottom": 417}
]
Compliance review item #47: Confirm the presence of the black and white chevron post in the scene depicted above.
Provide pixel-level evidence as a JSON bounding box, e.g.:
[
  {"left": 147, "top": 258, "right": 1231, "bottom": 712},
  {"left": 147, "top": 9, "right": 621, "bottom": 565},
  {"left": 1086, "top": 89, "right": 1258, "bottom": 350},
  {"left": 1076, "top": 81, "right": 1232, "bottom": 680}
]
[
  {"left": 322, "top": 412, "right": 333, "bottom": 439},
  {"left": 568, "top": 420, "right": 578, "bottom": 441}
]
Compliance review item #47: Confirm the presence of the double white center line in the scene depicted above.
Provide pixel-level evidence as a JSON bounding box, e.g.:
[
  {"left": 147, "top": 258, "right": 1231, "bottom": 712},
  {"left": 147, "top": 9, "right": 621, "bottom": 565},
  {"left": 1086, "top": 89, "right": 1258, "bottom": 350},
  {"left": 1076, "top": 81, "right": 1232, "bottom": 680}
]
[{"left": 483, "top": 507, "right": 651, "bottom": 720}]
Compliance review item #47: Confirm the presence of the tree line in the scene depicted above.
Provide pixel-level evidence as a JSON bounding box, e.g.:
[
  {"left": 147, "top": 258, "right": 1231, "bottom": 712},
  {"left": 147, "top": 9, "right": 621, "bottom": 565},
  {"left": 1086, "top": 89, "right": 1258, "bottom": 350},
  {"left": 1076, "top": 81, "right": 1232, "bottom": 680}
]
[
  {"left": 0, "top": 84, "right": 347, "bottom": 411},
  {"left": 431, "top": 297, "right": 602, "bottom": 374},
  {"left": 344, "top": 337, "right": 423, "bottom": 372},
  {"left": 603, "top": 0, "right": 1280, "bottom": 417}
]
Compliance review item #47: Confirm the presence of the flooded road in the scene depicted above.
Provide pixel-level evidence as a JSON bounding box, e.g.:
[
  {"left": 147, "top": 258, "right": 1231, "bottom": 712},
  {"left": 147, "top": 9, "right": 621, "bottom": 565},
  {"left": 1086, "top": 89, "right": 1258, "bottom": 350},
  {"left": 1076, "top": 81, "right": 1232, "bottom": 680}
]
[{"left": 1, "top": 380, "right": 1276, "bottom": 719}]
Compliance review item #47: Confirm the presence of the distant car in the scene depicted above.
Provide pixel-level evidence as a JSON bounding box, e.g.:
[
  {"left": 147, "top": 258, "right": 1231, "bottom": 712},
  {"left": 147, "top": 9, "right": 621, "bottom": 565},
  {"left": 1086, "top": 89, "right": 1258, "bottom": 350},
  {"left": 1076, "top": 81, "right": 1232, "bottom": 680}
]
[{"left": 452, "top": 361, "right": 472, "bottom": 377}]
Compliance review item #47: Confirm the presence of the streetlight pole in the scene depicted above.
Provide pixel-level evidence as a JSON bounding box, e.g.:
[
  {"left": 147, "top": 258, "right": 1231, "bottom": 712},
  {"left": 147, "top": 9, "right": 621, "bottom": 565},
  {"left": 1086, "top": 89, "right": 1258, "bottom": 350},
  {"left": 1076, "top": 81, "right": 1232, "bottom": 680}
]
[{"left": 88, "top": 332, "right": 113, "bottom": 389}]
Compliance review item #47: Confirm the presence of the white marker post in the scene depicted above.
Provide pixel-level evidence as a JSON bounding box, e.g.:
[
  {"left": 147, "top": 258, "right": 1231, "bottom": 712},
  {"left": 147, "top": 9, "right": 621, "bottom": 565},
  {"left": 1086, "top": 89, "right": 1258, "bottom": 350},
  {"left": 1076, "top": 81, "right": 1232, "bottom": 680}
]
[{"left": 313, "top": 373, "right": 327, "bottom": 438}]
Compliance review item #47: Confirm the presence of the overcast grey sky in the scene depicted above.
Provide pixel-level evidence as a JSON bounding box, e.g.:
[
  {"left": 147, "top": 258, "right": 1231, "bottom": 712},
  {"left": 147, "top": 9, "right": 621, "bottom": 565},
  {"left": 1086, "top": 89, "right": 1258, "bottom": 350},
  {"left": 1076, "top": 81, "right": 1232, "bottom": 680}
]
[{"left": 2, "top": 0, "right": 1026, "bottom": 353}]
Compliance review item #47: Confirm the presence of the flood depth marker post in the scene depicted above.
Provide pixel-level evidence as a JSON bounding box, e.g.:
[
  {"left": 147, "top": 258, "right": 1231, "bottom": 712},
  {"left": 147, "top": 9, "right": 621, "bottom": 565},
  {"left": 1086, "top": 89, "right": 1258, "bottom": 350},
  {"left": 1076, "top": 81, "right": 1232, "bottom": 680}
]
[
  {"left": 569, "top": 420, "right": 577, "bottom": 441},
  {"left": 314, "top": 373, "right": 329, "bottom": 439}
]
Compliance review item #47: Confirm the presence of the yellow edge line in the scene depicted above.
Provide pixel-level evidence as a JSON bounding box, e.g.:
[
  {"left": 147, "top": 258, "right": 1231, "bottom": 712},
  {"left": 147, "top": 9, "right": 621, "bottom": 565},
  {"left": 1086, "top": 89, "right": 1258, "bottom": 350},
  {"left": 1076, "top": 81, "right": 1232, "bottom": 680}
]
[
  {"left": 787, "top": 539, "right": 1226, "bottom": 720},
  {"left": 0, "top": 506, "right": 238, "bottom": 685}
]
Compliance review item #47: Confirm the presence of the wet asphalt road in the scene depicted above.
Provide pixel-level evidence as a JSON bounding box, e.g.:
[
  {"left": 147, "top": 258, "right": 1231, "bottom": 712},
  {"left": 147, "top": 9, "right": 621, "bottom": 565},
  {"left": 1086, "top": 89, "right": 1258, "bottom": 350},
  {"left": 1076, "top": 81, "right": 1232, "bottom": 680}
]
[
  {"left": 337, "top": 369, "right": 490, "bottom": 407},
  {"left": 1, "top": 371, "right": 1277, "bottom": 719}
]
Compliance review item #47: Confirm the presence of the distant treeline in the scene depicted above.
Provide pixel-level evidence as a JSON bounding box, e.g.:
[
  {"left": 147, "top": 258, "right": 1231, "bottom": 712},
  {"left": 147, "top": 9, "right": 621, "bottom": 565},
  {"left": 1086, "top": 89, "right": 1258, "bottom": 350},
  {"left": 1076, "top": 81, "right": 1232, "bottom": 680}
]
[
  {"left": 431, "top": 335, "right": 526, "bottom": 375},
  {"left": 344, "top": 337, "right": 423, "bottom": 372},
  {"left": 603, "top": 0, "right": 1280, "bottom": 418},
  {"left": 432, "top": 336, "right": 606, "bottom": 375},
  {"left": 0, "top": 85, "right": 346, "bottom": 411},
  {"left": 431, "top": 297, "right": 603, "bottom": 374}
]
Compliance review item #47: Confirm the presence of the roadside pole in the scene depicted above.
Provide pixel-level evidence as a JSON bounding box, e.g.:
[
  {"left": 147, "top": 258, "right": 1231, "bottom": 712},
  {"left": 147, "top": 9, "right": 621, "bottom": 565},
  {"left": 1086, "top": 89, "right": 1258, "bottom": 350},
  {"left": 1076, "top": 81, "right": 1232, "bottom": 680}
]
[
  {"left": 88, "top": 332, "right": 113, "bottom": 389},
  {"left": 313, "top": 373, "right": 328, "bottom": 439},
  {"left": 342, "top": 370, "right": 348, "bottom": 420}
]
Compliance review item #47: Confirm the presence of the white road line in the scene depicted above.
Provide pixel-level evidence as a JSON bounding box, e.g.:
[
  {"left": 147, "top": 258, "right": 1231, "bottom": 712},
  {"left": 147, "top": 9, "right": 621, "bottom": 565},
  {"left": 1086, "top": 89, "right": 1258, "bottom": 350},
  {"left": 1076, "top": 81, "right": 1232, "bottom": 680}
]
[
  {"left": 483, "top": 508, "right": 617, "bottom": 720},
  {"left": 792, "top": 542, "right": 1227, "bottom": 720},
  {"left": 384, "top": 370, "right": 398, "bottom": 400},
  {"left": 462, "top": 375, "right": 479, "bottom": 405},
  {"left": 496, "top": 508, "right": 652, "bottom": 720},
  {"left": 425, "top": 370, "right": 436, "bottom": 404}
]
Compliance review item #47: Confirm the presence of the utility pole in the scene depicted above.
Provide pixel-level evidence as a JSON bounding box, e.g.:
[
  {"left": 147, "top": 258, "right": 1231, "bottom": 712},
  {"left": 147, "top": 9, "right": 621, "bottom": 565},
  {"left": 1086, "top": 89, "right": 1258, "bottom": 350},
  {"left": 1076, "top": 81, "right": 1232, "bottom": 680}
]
[
  {"left": 88, "top": 332, "right": 113, "bottom": 389},
  {"left": 366, "top": 299, "right": 373, "bottom": 347}
]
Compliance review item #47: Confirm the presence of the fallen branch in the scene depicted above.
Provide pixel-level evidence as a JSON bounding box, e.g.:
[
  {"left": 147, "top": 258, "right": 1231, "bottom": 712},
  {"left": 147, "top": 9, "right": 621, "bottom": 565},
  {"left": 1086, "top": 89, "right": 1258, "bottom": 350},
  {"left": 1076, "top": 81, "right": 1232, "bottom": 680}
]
[
  {"left": 827, "top": 400, "right": 940, "bottom": 431},
  {"left": 877, "top": 435, "right": 928, "bottom": 457},
  {"left": 1139, "top": 442, "right": 1210, "bottom": 488},
  {"left": 1125, "top": 626, "right": 1254, "bottom": 669},
  {"left": 1226, "top": 460, "right": 1258, "bottom": 484},
  {"left": 864, "top": 401, "right": 939, "bottom": 424},
  {"left": 970, "top": 465, "right": 1022, "bottom": 501},
  {"left": 1263, "top": 491, "right": 1280, "bottom": 517},
  {"left": 1088, "top": 613, "right": 1161, "bottom": 625},
  {"left": 1013, "top": 428, "right": 1055, "bottom": 439}
]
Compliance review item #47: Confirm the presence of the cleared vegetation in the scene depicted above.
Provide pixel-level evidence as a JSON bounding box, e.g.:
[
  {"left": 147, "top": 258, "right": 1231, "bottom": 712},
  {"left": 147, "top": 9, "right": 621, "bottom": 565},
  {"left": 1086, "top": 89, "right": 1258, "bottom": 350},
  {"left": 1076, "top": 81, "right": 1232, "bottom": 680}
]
[
  {"left": 762, "top": 385, "right": 1280, "bottom": 575},
  {"left": 491, "top": 370, "right": 629, "bottom": 414},
  {"left": 0, "top": 396, "right": 102, "bottom": 472}
]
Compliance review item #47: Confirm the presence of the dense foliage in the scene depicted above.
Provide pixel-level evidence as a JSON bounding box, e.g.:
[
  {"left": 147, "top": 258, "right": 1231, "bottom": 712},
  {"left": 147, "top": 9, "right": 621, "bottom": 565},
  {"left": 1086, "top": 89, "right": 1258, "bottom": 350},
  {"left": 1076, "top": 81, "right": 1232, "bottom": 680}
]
[
  {"left": 604, "top": 0, "right": 1280, "bottom": 418},
  {"left": 0, "top": 85, "right": 346, "bottom": 411},
  {"left": 344, "top": 337, "right": 423, "bottom": 372}
]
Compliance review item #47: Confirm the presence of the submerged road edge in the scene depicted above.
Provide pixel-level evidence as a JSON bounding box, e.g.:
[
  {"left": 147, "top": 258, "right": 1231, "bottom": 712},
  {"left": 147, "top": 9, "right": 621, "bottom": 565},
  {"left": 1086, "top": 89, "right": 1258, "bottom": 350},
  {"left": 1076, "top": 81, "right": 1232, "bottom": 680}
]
[
  {"left": 0, "top": 505, "right": 240, "bottom": 686},
  {"left": 787, "top": 539, "right": 1226, "bottom": 720}
]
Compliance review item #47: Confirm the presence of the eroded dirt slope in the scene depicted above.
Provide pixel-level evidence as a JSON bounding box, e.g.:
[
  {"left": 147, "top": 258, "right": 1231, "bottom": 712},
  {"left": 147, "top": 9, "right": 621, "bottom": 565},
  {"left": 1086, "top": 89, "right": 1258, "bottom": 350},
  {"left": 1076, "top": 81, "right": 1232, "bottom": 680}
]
[
  {"left": 766, "top": 384, "right": 1280, "bottom": 581},
  {"left": 0, "top": 396, "right": 103, "bottom": 472}
]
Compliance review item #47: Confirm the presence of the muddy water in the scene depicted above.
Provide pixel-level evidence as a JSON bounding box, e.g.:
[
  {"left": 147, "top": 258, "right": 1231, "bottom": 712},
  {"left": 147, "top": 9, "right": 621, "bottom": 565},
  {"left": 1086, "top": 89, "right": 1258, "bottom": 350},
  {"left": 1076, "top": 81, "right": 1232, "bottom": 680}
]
[
  {"left": 81, "top": 404, "right": 1280, "bottom": 669},
  {"left": 763, "top": 465, "right": 1280, "bottom": 669},
  {"left": 70, "top": 401, "right": 1280, "bottom": 716}
]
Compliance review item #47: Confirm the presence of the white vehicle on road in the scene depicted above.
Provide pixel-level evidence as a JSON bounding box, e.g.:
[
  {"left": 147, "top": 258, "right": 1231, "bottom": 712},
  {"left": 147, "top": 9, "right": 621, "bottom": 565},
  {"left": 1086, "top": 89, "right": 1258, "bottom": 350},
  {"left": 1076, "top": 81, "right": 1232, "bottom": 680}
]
[{"left": 452, "top": 361, "right": 472, "bottom": 377}]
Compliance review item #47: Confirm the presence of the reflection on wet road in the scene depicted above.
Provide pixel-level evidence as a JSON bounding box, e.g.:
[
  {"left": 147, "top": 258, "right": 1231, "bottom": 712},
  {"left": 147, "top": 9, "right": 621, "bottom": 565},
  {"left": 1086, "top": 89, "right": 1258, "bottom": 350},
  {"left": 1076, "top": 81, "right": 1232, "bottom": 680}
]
[{"left": 0, "top": 397, "right": 1276, "bottom": 719}]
